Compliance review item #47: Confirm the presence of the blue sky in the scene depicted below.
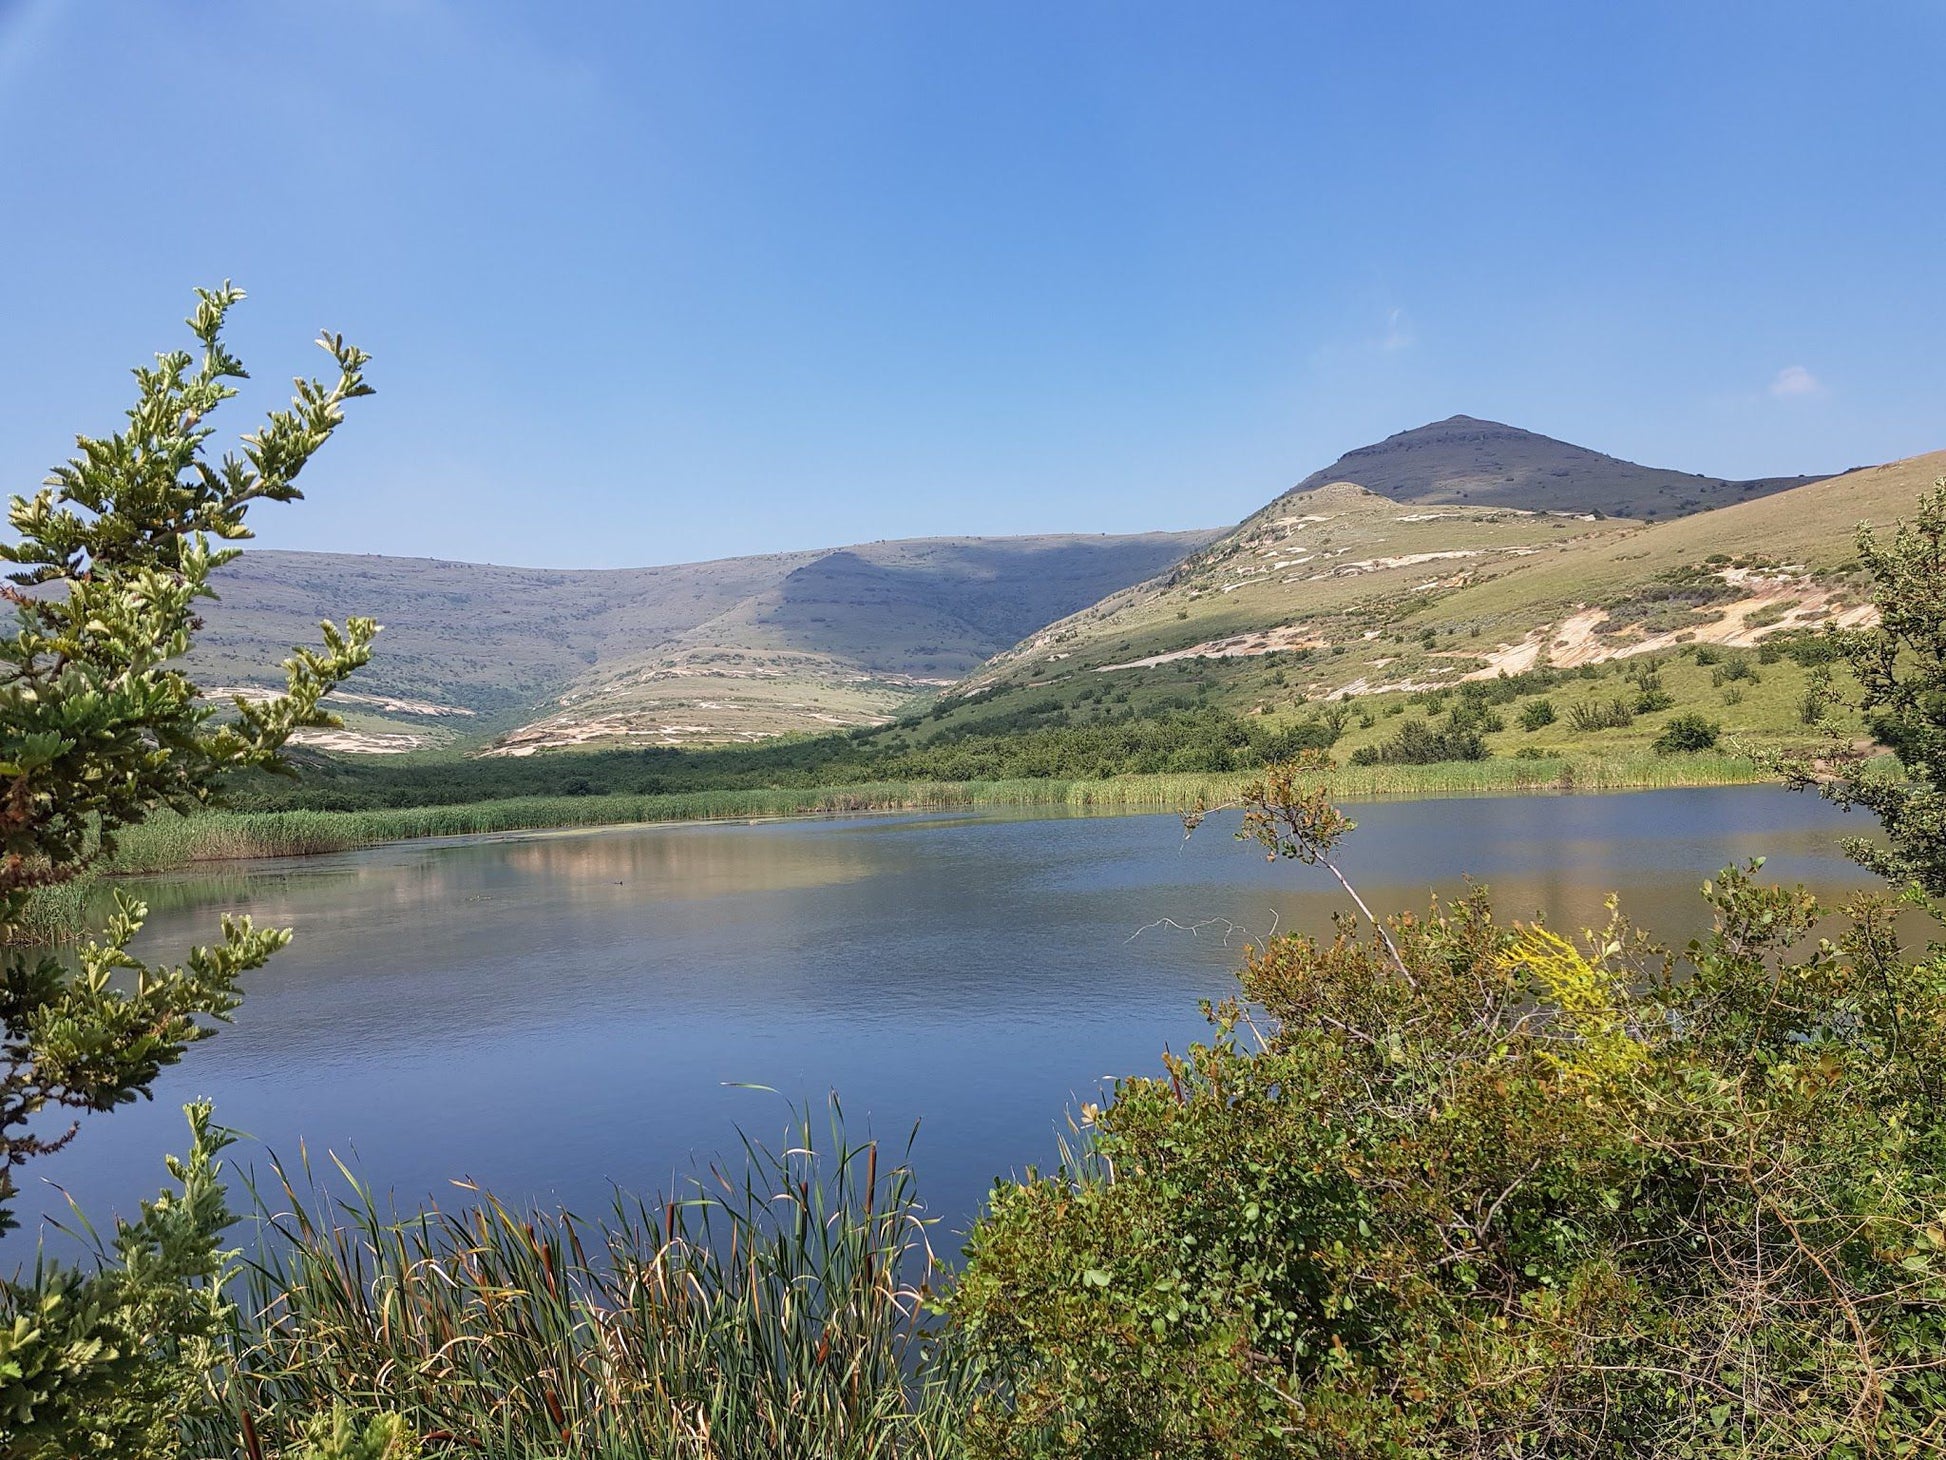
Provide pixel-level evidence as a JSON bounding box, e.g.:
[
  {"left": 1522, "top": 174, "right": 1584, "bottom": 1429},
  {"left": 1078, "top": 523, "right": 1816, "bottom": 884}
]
[{"left": 2, "top": 1, "right": 1941, "bottom": 567}]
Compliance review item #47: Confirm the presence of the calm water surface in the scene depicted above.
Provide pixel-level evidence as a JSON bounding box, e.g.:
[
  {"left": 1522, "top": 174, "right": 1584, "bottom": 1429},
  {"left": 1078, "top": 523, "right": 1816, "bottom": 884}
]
[{"left": 10, "top": 787, "right": 1871, "bottom": 1250}]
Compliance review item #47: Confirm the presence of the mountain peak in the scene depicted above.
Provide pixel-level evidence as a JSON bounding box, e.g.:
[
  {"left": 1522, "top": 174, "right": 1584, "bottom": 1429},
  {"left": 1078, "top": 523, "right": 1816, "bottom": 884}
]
[
  {"left": 1289, "top": 418, "right": 1822, "bottom": 519},
  {"left": 1283, "top": 479, "right": 1385, "bottom": 507}
]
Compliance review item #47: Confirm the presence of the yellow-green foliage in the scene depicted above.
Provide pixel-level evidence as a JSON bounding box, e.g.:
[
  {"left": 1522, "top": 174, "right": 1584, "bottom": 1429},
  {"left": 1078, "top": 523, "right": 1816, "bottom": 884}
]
[
  {"left": 284, "top": 1409, "right": 419, "bottom": 1460},
  {"left": 1503, "top": 922, "right": 1648, "bottom": 1091}
]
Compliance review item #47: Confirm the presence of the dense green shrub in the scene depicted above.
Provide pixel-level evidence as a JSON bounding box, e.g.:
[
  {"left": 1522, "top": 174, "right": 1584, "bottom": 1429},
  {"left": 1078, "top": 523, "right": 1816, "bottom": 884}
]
[
  {"left": 1799, "top": 666, "right": 1838, "bottom": 725},
  {"left": 1565, "top": 697, "right": 1635, "bottom": 732},
  {"left": 1653, "top": 712, "right": 1721, "bottom": 753},
  {"left": 1518, "top": 697, "right": 1556, "bottom": 731},
  {"left": 954, "top": 784, "right": 1946, "bottom": 1456},
  {"left": 1772, "top": 627, "right": 1848, "bottom": 667},
  {"left": 1347, "top": 718, "right": 1488, "bottom": 765}
]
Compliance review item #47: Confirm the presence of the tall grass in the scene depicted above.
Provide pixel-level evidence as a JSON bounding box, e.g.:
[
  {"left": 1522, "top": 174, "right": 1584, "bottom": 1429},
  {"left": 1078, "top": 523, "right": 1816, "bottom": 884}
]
[
  {"left": 4, "top": 877, "right": 94, "bottom": 945},
  {"left": 198, "top": 1105, "right": 966, "bottom": 1459},
  {"left": 114, "top": 754, "right": 1768, "bottom": 869}
]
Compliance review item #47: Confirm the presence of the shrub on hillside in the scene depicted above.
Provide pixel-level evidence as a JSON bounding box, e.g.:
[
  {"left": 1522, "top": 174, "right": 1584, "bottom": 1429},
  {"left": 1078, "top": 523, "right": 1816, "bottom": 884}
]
[
  {"left": 1347, "top": 719, "right": 1488, "bottom": 766},
  {"left": 1518, "top": 697, "right": 1556, "bottom": 731},
  {"left": 1565, "top": 697, "right": 1636, "bottom": 733},
  {"left": 1653, "top": 713, "right": 1721, "bottom": 753}
]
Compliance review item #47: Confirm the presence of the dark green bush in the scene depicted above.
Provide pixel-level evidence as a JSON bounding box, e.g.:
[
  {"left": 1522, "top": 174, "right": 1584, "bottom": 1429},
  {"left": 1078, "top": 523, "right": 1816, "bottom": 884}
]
[
  {"left": 1518, "top": 698, "right": 1556, "bottom": 731},
  {"left": 1565, "top": 697, "right": 1635, "bottom": 733},
  {"left": 1653, "top": 713, "right": 1721, "bottom": 753},
  {"left": 1348, "top": 720, "right": 1488, "bottom": 766}
]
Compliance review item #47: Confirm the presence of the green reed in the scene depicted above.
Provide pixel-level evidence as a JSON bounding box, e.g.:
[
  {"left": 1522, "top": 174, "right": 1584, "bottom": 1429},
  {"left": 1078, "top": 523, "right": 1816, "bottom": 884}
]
[
  {"left": 9, "top": 753, "right": 1774, "bottom": 944},
  {"left": 116, "top": 753, "right": 1765, "bottom": 867},
  {"left": 196, "top": 1103, "right": 967, "bottom": 1459}
]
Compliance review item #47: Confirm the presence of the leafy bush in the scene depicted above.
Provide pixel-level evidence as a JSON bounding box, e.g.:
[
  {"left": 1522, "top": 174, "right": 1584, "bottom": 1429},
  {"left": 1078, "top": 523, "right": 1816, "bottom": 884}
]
[
  {"left": 1348, "top": 719, "right": 1488, "bottom": 766},
  {"left": 1632, "top": 687, "right": 1676, "bottom": 713},
  {"left": 0, "top": 287, "right": 374, "bottom": 1455},
  {"left": 1518, "top": 697, "right": 1556, "bottom": 731},
  {"left": 1772, "top": 627, "right": 1848, "bottom": 667},
  {"left": 1653, "top": 713, "right": 1721, "bottom": 753},
  {"left": 1565, "top": 697, "right": 1635, "bottom": 733},
  {"left": 1799, "top": 666, "right": 1837, "bottom": 725},
  {"left": 954, "top": 769, "right": 1946, "bottom": 1455}
]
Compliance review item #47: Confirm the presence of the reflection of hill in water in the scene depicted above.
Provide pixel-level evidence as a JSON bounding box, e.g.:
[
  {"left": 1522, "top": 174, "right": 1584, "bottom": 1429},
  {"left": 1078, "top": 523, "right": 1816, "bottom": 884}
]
[
  {"left": 493, "top": 826, "right": 878, "bottom": 902},
  {"left": 124, "top": 824, "right": 881, "bottom": 954}
]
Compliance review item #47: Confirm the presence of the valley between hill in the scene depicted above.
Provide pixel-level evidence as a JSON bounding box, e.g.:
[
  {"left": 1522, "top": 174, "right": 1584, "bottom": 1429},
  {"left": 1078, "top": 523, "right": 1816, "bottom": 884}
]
[{"left": 163, "top": 421, "right": 1946, "bottom": 855}]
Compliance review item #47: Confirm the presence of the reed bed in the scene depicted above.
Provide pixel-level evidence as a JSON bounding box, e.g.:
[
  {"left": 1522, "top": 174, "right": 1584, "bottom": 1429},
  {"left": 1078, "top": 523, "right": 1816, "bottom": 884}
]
[
  {"left": 8, "top": 753, "right": 1773, "bottom": 944},
  {"left": 111, "top": 753, "right": 1767, "bottom": 870},
  {"left": 197, "top": 1105, "right": 967, "bottom": 1459}
]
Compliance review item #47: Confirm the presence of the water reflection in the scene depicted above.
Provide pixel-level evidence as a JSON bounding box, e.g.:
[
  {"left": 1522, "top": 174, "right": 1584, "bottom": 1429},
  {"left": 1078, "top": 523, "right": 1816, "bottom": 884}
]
[{"left": 10, "top": 787, "right": 1873, "bottom": 1252}]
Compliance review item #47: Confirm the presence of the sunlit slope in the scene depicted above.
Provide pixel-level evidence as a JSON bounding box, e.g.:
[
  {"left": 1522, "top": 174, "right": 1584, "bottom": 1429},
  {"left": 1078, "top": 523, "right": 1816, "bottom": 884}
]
[
  {"left": 1293, "top": 415, "right": 1825, "bottom": 518},
  {"left": 961, "top": 482, "right": 1638, "bottom": 693},
  {"left": 492, "top": 533, "right": 1221, "bottom": 752},
  {"left": 191, "top": 531, "right": 1219, "bottom": 751},
  {"left": 1416, "top": 451, "right": 1946, "bottom": 664},
  {"left": 949, "top": 451, "right": 1943, "bottom": 716}
]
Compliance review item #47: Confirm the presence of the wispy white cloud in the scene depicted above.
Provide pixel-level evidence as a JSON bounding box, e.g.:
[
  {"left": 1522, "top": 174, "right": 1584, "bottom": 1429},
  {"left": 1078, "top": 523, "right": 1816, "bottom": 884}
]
[
  {"left": 1379, "top": 307, "right": 1414, "bottom": 354},
  {"left": 1769, "top": 364, "right": 1823, "bottom": 398}
]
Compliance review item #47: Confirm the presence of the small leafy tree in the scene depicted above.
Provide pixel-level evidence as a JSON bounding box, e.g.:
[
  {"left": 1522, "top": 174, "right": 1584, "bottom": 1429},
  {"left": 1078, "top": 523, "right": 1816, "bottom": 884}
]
[
  {"left": 0, "top": 285, "right": 375, "bottom": 1456},
  {"left": 1781, "top": 478, "right": 1946, "bottom": 894},
  {"left": 1652, "top": 710, "right": 1719, "bottom": 753}
]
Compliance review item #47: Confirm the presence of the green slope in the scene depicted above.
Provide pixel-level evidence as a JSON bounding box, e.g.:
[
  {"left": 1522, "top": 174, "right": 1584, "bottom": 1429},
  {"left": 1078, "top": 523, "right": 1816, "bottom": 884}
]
[{"left": 932, "top": 450, "right": 1945, "bottom": 758}]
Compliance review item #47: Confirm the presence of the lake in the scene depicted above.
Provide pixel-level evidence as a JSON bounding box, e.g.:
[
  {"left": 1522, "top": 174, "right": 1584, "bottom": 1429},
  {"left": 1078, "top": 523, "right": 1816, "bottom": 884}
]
[{"left": 8, "top": 786, "right": 1873, "bottom": 1254}]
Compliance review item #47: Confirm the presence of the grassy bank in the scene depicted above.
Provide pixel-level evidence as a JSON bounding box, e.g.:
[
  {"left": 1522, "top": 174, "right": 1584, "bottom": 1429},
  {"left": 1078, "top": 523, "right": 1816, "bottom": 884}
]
[
  {"left": 128, "top": 750, "right": 1763, "bottom": 867},
  {"left": 12, "top": 751, "right": 1769, "bottom": 945}
]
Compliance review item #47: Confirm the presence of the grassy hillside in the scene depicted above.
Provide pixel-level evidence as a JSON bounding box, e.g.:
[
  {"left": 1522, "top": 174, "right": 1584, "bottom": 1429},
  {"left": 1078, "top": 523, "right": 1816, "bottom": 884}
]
[
  {"left": 189, "top": 531, "right": 1216, "bottom": 751},
  {"left": 1292, "top": 414, "right": 1828, "bottom": 518},
  {"left": 930, "top": 450, "right": 1946, "bottom": 755}
]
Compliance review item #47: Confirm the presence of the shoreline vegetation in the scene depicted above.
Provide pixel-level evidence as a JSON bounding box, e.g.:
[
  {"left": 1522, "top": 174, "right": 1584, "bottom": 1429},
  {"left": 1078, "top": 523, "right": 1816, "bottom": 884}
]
[{"left": 14, "top": 750, "right": 1769, "bottom": 944}]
